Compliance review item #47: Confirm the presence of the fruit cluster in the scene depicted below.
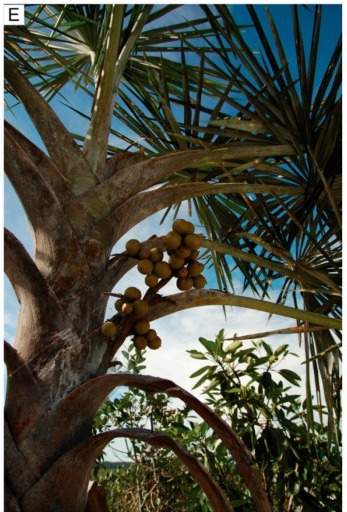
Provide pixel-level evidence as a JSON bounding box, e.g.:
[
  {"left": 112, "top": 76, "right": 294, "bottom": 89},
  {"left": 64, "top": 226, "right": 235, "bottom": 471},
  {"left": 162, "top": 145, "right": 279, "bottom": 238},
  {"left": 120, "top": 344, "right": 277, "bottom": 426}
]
[
  {"left": 100, "top": 219, "right": 206, "bottom": 352},
  {"left": 116, "top": 286, "right": 161, "bottom": 350},
  {"left": 125, "top": 218, "right": 207, "bottom": 291},
  {"left": 101, "top": 286, "right": 161, "bottom": 351}
]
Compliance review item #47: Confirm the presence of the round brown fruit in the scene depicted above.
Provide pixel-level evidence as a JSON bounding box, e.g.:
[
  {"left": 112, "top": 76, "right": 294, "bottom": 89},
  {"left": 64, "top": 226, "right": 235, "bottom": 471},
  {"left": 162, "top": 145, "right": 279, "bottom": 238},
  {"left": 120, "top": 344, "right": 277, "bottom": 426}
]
[
  {"left": 138, "top": 247, "right": 151, "bottom": 260},
  {"left": 124, "top": 287, "right": 142, "bottom": 301},
  {"left": 137, "top": 259, "right": 154, "bottom": 275},
  {"left": 133, "top": 299, "right": 149, "bottom": 316},
  {"left": 148, "top": 336, "right": 162, "bottom": 350},
  {"left": 121, "top": 302, "right": 133, "bottom": 315},
  {"left": 150, "top": 247, "right": 164, "bottom": 263},
  {"left": 125, "top": 239, "right": 141, "bottom": 257},
  {"left": 101, "top": 321, "right": 118, "bottom": 338},
  {"left": 188, "top": 249, "right": 199, "bottom": 261},
  {"left": 168, "top": 254, "right": 185, "bottom": 269},
  {"left": 176, "top": 267, "right": 189, "bottom": 278},
  {"left": 184, "top": 233, "right": 203, "bottom": 250},
  {"left": 134, "top": 336, "right": 148, "bottom": 350},
  {"left": 193, "top": 275, "right": 207, "bottom": 289},
  {"left": 175, "top": 245, "right": 192, "bottom": 259},
  {"left": 153, "top": 261, "right": 172, "bottom": 279},
  {"left": 172, "top": 218, "right": 195, "bottom": 234},
  {"left": 115, "top": 298, "right": 125, "bottom": 313},
  {"left": 163, "top": 231, "right": 182, "bottom": 251},
  {"left": 145, "top": 274, "right": 159, "bottom": 287},
  {"left": 187, "top": 261, "right": 204, "bottom": 277},
  {"left": 134, "top": 319, "right": 150, "bottom": 335},
  {"left": 137, "top": 247, "right": 151, "bottom": 260},
  {"left": 146, "top": 328, "right": 158, "bottom": 341},
  {"left": 177, "top": 277, "right": 194, "bottom": 291}
]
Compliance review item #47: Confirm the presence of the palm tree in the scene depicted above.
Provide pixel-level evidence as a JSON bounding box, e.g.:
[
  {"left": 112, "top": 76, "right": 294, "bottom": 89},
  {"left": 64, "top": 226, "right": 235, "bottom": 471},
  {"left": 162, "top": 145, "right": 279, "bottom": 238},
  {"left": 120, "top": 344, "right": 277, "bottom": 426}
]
[{"left": 4, "top": 5, "right": 341, "bottom": 511}]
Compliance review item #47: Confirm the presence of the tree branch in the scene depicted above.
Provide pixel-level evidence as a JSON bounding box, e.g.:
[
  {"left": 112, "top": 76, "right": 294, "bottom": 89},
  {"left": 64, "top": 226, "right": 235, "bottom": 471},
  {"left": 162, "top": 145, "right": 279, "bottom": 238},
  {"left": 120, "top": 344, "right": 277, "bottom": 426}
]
[
  {"left": 45, "top": 373, "right": 270, "bottom": 511},
  {"left": 113, "top": 181, "right": 305, "bottom": 241},
  {"left": 102, "top": 428, "right": 235, "bottom": 512},
  {"left": 144, "top": 289, "right": 342, "bottom": 330},
  {"left": 4, "top": 229, "right": 70, "bottom": 359},
  {"left": 82, "top": 144, "right": 302, "bottom": 221},
  {"left": 4, "top": 58, "right": 97, "bottom": 195},
  {"left": 99, "top": 237, "right": 341, "bottom": 326},
  {"left": 5, "top": 121, "right": 92, "bottom": 238},
  {"left": 5, "top": 128, "right": 96, "bottom": 305},
  {"left": 21, "top": 426, "right": 233, "bottom": 512},
  {"left": 84, "top": 5, "right": 152, "bottom": 178},
  {"left": 4, "top": 341, "right": 47, "bottom": 439},
  {"left": 100, "top": 236, "right": 165, "bottom": 293}
]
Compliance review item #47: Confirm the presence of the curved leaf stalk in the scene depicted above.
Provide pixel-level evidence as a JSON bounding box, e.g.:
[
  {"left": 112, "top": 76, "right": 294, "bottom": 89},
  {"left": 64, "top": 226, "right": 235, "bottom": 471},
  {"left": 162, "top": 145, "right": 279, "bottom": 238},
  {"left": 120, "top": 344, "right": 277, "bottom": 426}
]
[
  {"left": 226, "top": 324, "right": 330, "bottom": 341},
  {"left": 4, "top": 133, "right": 95, "bottom": 300},
  {"left": 4, "top": 229, "right": 71, "bottom": 361},
  {"left": 4, "top": 59, "right": 96, "bottom": 195},
  {"left": 19, "top": 427, "right": 234, "bottom": 512},
  {"left": 102, "top": 428, "right": 235, "bottom": 512},
  {"left": 4, "top": 421, "right": 38, "bottom": 502},
  {"left": 4, "top": 342, "right": 48, "bottom": 439},
  {"left": 83, "top": 5, "right": 124, "bottom": 175},
  {"left": 85, "top": 482, "right": 108, "bottom": 512},
  {"left": 82, "top": 143, "right": 302, "bottom": 222},
  {"left": 4, "top": 122, "right": 92, "bottom": 237},
  {"left": 113, "top": 181, "right": 305, "bottom": 242},
  {"left": 46, "top": 373, "right": 271, "bottom": 511},
  {"left": 144, "top": 289, "right": 341, "bottom": 330},
  {"left": 84, "top": 5, "right": 153, "bottom": 178}
]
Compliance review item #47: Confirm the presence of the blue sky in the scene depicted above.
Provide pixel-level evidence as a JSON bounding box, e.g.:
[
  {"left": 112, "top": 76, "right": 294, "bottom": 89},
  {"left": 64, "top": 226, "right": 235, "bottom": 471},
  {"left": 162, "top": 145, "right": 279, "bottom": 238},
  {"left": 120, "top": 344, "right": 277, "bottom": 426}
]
[{"left": 3, "top": 4, "right": 342, "bottom": 400}]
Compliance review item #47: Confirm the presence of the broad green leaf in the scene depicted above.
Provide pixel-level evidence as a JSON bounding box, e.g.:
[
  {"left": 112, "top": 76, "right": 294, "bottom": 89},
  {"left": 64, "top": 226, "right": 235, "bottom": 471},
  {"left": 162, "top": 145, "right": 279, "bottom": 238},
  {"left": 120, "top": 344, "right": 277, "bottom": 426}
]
[
  {"left": 279, "top": 369, "right": 301, "bottom": 386},
  {"left": 192, "top": 367, "right": 218, "bottom": 390},
  {"left": 187, "top": 350, "right": 207, "bottom": 360},
  {"left": 274, "top": 344, "right": 288, "bottom": 357},
  {"left": 190, "top": 365, "right": 215, "bottom": 379},
  {"left": 202, "top": 377, "right": 220, "bottom": 394},
  {"left": 261, "top": 341, "right": 273, "bottom": 356},
  {"left": 198, "top": 337, "right": 216, "bottom": 355}
]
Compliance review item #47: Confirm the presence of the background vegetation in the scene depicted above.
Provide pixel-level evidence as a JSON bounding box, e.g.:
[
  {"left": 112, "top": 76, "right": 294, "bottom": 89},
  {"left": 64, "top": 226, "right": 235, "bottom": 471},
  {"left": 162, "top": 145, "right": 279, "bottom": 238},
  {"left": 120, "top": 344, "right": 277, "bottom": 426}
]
[{"left": 93, "top": 335, "right": 341, "bottom": 511}]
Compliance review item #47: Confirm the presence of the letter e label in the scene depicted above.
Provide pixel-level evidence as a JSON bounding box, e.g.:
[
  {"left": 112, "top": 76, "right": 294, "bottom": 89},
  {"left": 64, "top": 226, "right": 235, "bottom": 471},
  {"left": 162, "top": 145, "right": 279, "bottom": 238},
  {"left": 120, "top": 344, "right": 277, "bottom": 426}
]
[{"left": 4, "top": 5, "right": 24, "bottom": 25}]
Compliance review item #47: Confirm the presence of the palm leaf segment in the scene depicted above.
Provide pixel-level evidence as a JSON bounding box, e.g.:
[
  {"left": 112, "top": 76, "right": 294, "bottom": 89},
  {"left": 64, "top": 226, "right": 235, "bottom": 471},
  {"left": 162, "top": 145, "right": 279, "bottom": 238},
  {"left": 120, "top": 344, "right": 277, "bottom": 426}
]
[{"left": 5, "top": 5, "right": 341, "bottom": 438}]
